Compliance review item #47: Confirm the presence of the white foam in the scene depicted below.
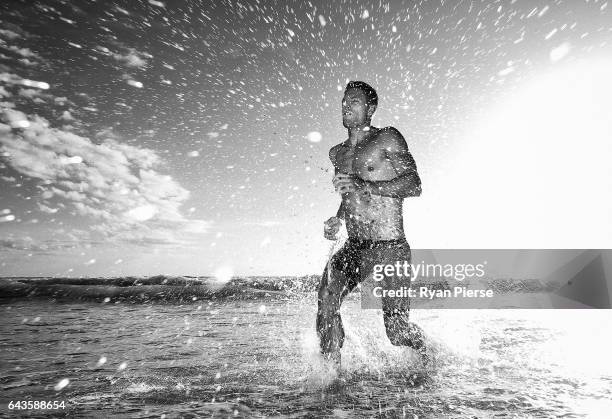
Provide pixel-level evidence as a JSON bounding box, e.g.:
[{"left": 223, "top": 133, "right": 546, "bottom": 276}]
[{"left": 126, "top": 382, "right": 164, "bottom": 394}]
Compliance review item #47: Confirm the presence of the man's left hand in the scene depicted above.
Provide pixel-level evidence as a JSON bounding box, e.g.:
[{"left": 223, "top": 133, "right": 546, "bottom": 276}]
[{"left": 333, "top": 173, "right": 370, "bottom": 195}]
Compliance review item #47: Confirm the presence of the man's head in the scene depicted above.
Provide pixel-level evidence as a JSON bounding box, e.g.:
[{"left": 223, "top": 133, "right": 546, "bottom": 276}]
[{"left": 342, "top": 81, "right": 378, "bottom": 128}]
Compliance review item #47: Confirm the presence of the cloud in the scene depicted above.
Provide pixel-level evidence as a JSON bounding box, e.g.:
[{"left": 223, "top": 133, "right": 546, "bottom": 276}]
[
  {"left": 0, "top": 73, "right": 50, "bottom": 90},
  {"left": 0, "top": 85, "right": 11, "bottom": 98},
  {"left": 6, "top": 46, "right": 40, "bottom": 59},
  {"left": 243, "top": 220, "right": 284, "bottom": 227},
  {"left": 114, "top": 52, "right": 147, "bottom": 68},
  {"left": 0, "top": 23, "right": 32, "bottom": 40},
  {"left": 38, "top": 203, "right": 59, "bottom": 214},
  {"left": 18, "top": 88, "right": 40, "bottom": 99},
  {"left": 111, "top": 48, "right": 150, "bottom": 68},
  {"left": 60, "top": 110, "right": 74, "bottom": 121},
  {"left": 0, "top": 83, "right": 209, "bottom": 248},
  {"left": 0, "top": 235, "right": 79, "bottom": 252},
  {"left": 0, "top": 29, "right": 20, "bottom": 40},
  {"left": 0, "top": 230, "right": 107, "bottom": 255},
  {"left": 0, "top": 214, "right": 15, "bottom": 222}
]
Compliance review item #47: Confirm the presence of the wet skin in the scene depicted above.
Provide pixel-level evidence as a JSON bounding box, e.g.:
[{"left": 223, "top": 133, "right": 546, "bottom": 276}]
[
  {"left": 330, "top": 125, "right": 413, "bottom": 240},
  {"left": 317, "top": 87, "right": 425, "bottom": 365}
]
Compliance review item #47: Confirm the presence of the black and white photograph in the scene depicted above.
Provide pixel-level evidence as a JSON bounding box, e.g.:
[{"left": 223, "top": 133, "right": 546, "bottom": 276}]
[{"left": 1, "top": 0, "right": 612, "bottom": 417}]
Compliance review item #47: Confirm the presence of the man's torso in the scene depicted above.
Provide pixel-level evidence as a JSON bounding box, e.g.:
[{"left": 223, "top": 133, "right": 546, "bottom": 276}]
[{"left": 332, "top": 127, "right": 404, "bottom": 240}]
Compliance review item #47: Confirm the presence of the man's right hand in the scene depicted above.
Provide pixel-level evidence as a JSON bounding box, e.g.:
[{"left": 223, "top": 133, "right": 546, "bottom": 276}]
[{"left": 324, "top": 217, "right": 342, "bottom": 240}]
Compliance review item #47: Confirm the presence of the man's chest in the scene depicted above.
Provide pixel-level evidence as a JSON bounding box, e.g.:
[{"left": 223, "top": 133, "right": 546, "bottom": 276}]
[{"left": 335, "top": 141, "right": 386, "bottom": 175}]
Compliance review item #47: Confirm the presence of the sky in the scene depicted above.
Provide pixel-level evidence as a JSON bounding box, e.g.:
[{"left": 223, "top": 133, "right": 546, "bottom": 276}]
[{"left": 0, "top": 0, "right": 611, "bottom": 277}]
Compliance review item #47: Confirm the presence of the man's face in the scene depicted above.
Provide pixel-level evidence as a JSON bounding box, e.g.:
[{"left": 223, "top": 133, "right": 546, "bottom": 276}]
[{"left": 342, "top": 88, "right": 370, "bottom": 128}]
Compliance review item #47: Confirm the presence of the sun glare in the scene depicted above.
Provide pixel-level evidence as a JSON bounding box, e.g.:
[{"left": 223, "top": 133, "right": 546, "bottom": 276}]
[{"left": 421, "top": 58, "right": 612, "bottom": 248}]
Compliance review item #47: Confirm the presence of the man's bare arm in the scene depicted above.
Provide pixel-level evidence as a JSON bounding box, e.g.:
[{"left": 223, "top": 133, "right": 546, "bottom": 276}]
[
  {"left": 330, "top": 144, "right": 346, "bottom": 219},
  {"left": 335, "top": 200, "right": 346, "bottom": 219},
  {"left": 366, "top": 128, "right": 421, "bottom": 198}
]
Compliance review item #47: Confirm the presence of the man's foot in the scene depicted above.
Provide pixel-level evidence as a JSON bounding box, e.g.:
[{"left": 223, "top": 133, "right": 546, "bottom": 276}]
[
  {"left": 322, "top": 350, "right": 341, "bottom": 369},
  {"left": 407, "top": 323, "right": 429, "bottom": 365},
  {"left": 407, "top": 323, "right": 425, "bottom": 349}
]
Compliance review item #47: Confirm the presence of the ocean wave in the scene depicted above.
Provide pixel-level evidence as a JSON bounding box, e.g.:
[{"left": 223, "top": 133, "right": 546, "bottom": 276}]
[
  {"left": 0, "top": 275, "right": 319, "bottom": 303},
  {"left": 0, "top": 275, "right": 552, "bottom": 303}
]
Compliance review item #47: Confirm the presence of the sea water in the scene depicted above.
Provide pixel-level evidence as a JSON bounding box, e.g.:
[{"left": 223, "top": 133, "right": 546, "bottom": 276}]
[{"left": 1, "top": 289, "right": 612, "bottom": 417}]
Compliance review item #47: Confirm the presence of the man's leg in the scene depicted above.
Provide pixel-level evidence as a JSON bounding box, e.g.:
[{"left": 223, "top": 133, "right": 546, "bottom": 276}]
[
  {"left": 316, "top": 245, "right": 359, "bottom": 364},
  {"left": 383, "top": 309, "right": 426, "bottom": 351},
  {"left": 377, "top": 243, "right": 426, "bottom": 352}
]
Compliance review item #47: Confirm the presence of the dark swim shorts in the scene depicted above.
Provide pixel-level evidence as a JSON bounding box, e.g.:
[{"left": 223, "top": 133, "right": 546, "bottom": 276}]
[{"left": 329, "top": 237, "right": 412, "bottom": 310}]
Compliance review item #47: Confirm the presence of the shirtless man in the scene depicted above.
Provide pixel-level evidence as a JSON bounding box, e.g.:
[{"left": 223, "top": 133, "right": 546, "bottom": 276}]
[{"left": 317, "top": 81, "right": 425, "bottom": 365}]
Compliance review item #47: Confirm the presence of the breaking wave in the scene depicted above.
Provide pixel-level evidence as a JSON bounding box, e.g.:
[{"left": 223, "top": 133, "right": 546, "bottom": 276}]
[{"left": 0, "top": 275, "right": 554, "bottom": 303}]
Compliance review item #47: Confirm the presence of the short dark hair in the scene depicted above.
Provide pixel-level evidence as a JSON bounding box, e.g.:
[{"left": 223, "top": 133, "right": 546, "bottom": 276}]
[{"left": 345, "top": 81, "right": 378, "bottom": 108}]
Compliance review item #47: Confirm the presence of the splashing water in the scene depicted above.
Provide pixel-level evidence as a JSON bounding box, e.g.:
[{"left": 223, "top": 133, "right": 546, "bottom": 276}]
[{"left": 2, "top": 295, "right": 612, "bottom": 416}]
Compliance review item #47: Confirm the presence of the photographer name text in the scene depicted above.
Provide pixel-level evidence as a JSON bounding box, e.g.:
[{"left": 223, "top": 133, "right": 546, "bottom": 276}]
[{"left": 372, "top": 286, "right": 494, "bottom": 299}]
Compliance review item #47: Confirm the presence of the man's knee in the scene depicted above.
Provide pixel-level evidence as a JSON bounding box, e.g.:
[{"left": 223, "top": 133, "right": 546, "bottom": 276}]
[
  {"left": 318, "top": 282, "right": 335, "bottom": 304},
  {"left": 318, "top": 266, "right": 345, "bottom": 302},
  {"left": 383, "top": 309, "right": 411, "bottom": 346},
  {"left": 385, "top": 323, "right": 410, "bottom": 346},
  {"left": 387, "top": 334, "right": 403, "bottom": 346},
  {"left": 318, "top": 282, "right": 341, "bottom": 317}
]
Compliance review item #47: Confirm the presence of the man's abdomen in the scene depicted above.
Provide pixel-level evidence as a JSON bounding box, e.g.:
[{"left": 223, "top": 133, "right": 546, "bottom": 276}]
[{"left": 343, "top": 194, "right": 404, "bottom": 240}]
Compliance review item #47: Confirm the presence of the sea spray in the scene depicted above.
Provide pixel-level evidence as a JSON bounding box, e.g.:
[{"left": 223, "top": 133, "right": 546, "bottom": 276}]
[
  {"left": 299, "top": 328, "right": 340, "bottom": 389},
  {"left": 325, "top": 224, "right": 348, "bottom": 287},
  {"left": 341, "top": 307, "right": 423, "bottom": 374},
  {"left": 316, "top": 226, "right": 437, "bottom": 381}
]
